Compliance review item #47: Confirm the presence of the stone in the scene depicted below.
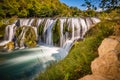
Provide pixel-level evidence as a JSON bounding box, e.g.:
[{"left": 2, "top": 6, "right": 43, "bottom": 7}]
[
  {"left": 91, "top": 51, "right": 120, "bottom": 80},
  {"left": 79, "top": 75, "right": 110, "bottom": 80},
  {"left": 79, "top": 37, "right": 120, "bottom": 80},
  {"left": 6, "top": 41, "right": 14, "bottom": 52},
  {"left": 98, "top": 38, "right": 120, "bottom": 57}
]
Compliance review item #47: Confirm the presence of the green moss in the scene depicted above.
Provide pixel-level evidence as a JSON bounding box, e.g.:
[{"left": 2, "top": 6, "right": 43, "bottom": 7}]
[
  {"left": 52, "top": 19, "right": 60, "bottom": 45},
  {"left": 63, "top": 19, "right": 69, "bottom": 34},
  {"left": 7, "top": 16, "right": 17, "bottom": 25},
  {"left": 6, "top": 41, "right": 14, "bottom": 51},
  {"left": 38, "top": 19, "right": 46, "bottom": 37},
  {"left": 15, "top": 26, "right": 37, "bottom": 48},
  {"left": 15, "top": 27, "right": 23, "bottom": 38},
  {"left": 24, "top": 27, "right": 37, "bottom": 47},
  {"left": 36, "top": 20, "right": 115, "bottom": 80},
  {"left": 15, "top": 26, "right": 23, "bottom": 47},
  {"left": 31, "top": 18, "right": 37, "bottom": 27}
]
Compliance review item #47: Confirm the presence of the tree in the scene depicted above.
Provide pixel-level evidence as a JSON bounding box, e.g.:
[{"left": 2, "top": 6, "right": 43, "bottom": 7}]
[
  {"left": 99, "top": 0, "right": 120, "bottom": 9},
  {"left": 82, "top": 0, "right": 97, "bottom": 10}
]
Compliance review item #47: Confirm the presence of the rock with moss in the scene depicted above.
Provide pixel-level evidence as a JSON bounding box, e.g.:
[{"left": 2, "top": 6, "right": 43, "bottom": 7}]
[
  {"left": 31, "top": 18, "right": 37, "bottom": 27},
  {"left": 52, "top": 19, "right": 61, "bottom": 46},
  {"left": 15, "top": 26, "right": 37, "bottom": 48},
  {"left": 6, "top": 41, "right": 14, "bottom": 52},
  {"left": 38, "top": 19, "right": 47, "bottom": 41},
  {"left": 24, "top": 26, "right": 37, "bottom": 48}
]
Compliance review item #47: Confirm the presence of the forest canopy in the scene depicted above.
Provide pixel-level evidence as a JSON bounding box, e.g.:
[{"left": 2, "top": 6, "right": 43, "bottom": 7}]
[
  {"left": 0, "top": 0, "right": 119, "bottom": 18},
  {"left": 0, "top": 0, "right": 82, "bottom": 18}
]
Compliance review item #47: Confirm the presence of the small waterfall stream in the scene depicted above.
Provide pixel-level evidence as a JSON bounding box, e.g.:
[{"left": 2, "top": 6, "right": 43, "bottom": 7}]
[{"left": 0, "top": 17, "right": 100, "bottom": 80}]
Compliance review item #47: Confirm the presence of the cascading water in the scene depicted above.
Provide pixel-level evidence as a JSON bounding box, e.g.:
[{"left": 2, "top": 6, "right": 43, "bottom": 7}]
[
  {"left": 0, "top": 17, "right": 100, "bottom": 80},
  {"left": 0, "top": 23, "right": 16, "bottom": 46}
]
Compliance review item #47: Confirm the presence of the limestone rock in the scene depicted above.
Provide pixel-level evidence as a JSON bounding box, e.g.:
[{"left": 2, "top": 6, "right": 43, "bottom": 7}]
[
  {"left": 98, "top": 38, "right": 120, "bottom": 57},
  {"left": 79, "top": 75, "right": 110, "bottom": 80},
  {"left": 91, "top": 51, "right": 120, "bottom": 80},
  {"left": 79, "top": 37, "right": 120, "bottom": 80}
]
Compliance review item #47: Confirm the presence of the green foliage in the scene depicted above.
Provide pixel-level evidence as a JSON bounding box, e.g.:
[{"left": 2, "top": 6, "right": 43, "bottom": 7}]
[
  {"left": 82, "top": 0, "right": 97, "bottom": 10},
  {"left": 0, "top": 0, "right": 82, "bottom": 18},
  {"left": 36, "top": 20, "right": 115, "bottom": 80},
  {"left": 7, "top": 16, "right": 18, "bottom": 25},
  {"left": 99, "top": 0, "right": 120, "bottom": 9},
  {"left": 82, "top": 10, "right": 97, "bottom": 17},
  {"left": 98, "top": 8, "right": 120, "bottom": 20},
  {"left": 52, "top": 19, "right": 60, "bottom": 45},
  {"left": 0, "top": 24, "right": 7, "bottom": 39},
  {"left": 70, "top": 7, "right": 82, "bottom": 17}
]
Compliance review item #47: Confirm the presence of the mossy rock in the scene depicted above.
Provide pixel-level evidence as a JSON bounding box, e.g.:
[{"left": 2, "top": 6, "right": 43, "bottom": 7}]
[
  {"left": 25, "top": 41, "right": 36, "bottom": 48},
  {"left": 7, "top": 16, "right": 17, "bottom": 25},
  {"left": 15, "top": 26, "right": 37, "bottom": 48},
  {"left": 63, "top": 19, "right": 69, "bottom": 34},
  {"left": 38, "top": 19, "right": 47, "bottom": 36},
  {"left": 6, "top": 41, "right": 14, "bottom": 51},
  {"left": 31, "top": 18, "right": 37, "bottom": 27},
  {"left": 24, "top": 26, "right": 37, "bottom": 48},
  {"left": 52, "top": 19, "right": 61, "bottom": 45},
  {"left": 15, "top": 26, "right": 24, "bottom": 47}
]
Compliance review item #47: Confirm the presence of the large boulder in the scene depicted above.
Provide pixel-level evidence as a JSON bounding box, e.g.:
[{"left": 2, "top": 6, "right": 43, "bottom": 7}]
[
  {"left": 79, "top": 75, "right": 109, "bottom": 80},
  {"left": 79, "top": 36, "right": 120, "bottom": 80},
  {"left": 98, "top": 37, "right": 120, "bottom": 57},
  {"left": 91, "top": 50, "right": 120, "bottom": 80}
]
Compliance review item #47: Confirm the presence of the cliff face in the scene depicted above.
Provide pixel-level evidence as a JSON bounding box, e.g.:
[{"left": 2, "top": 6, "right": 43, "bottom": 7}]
[{"left": 79, "top": 36, "right": 120, "bottom": 80}]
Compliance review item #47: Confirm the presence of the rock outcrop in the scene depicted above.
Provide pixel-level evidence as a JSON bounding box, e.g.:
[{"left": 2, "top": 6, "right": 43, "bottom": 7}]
[
  {"left": 79, "top": 36, "right": 120, "bottom": 80},
  {"left": 6, "top": 41, "right": 14, "bottom": 52}
]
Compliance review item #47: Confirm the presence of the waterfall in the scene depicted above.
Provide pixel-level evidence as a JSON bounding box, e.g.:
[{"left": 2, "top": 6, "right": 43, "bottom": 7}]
[
  {"left": 0, "top": 17, "right": 100, "bottom": 52},
  {"left": 85, "top": 17, "right": 93, "bottom": 30},
  {"left": 46, "top": 20, "right": 55, "bottom": 45},
  {"left": 60, "top": 18, "right": 66, "bottom": 47},
  {"left": 0, "top": 23, "right": 16, "bottom": 46}
]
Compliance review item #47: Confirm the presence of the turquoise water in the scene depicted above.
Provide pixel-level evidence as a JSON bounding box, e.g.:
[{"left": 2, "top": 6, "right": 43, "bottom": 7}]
[{"left": 0, "top": 46, "right": 67, "bottom": 80}]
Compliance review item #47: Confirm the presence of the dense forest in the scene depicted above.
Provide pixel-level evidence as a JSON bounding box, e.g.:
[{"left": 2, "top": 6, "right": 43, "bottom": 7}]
[
  {"left": 0, "top": 0, "right": 83, "bottom": 18},
  {"left": 0, "top": 0, "right": 120, "bottom": 19}
]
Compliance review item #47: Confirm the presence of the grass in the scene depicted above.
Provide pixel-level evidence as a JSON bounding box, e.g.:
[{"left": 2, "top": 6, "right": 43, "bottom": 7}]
[{"left": 36, "top": 20, "right": 115, "bottom": 80}]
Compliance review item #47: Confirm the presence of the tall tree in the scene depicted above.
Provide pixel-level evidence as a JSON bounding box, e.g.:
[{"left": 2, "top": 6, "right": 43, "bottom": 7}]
[
  {"left": 82, "top": 0, "right": 97, "bottom": 10},
  {"left": 99, "top": 0, "right": 120, "bottom": 9}
]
